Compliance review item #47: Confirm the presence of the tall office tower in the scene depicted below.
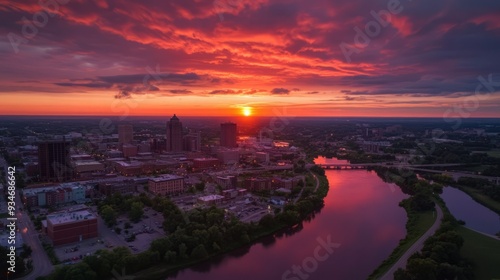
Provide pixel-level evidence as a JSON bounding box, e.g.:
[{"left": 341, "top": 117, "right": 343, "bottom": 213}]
[
  {"left": 118, "top": 124, "right": 134, "bottom": 148},
  {"left": 220, "top": 122, "right": 237, "bottom": 148},
  {"left": 38, "top": 138, "right": 72, "bottom": 182},
  {"left": 166, "top": 114, "right": 183, "bottom": 152},
  {"left": 183, "top": 131, "right": 201, "bottom": 152}
]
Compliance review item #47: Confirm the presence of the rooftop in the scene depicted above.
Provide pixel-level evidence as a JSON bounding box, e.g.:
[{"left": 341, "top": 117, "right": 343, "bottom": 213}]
[
  {"left": 114, "top": 161, "right": 142, "bottom": 167},
  {"left": 47, "top": 210, "right": 95, "bottom": 225},
  {"left": 148, "top": 174, "right": 184, "bottom": 182},
  {"left": 198, "top": 195, "right": 224, "bottom": 202},
  {"left": 193, "top": 157, "right": 219, "bottom": 162},
  {"left": 23, "top": 183, "right": 85, "bottom": 196},
  {"left": 74, "top": 160, "right": 103, "bottom": 166}
]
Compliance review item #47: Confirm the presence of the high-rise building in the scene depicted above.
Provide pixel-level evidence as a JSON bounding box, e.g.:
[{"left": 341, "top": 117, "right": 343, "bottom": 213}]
[
  {"left": 118, "top": 124, "right": 133, "bottom": 147},
  {"left": 166, "top": 114, "right": 183, "bottom": 152},
  {"left": 183, "top": 131, "right": 201, "bottom": 152},
  {"left": 38, "top": 139, "right": 72, "bottom": 182},
  {"left": 220, "top": 122, "right": 237, "bottom": 148}
]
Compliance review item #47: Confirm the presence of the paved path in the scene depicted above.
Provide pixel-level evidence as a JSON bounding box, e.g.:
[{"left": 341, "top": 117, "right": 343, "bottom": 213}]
[
  {"left": 311, "top": 172, "right": 320, "bottom": 193},
  {"left": 464, "top": 226, "right": 500, "bottom": 240},
  {"left": 379, "top": 204, "right": 444, "bottom": 280}
]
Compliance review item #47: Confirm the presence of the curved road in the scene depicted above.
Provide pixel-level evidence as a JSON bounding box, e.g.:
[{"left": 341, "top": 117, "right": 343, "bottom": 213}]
[{"left": 379, "top": 204, "right": 443, "bottom": 280}]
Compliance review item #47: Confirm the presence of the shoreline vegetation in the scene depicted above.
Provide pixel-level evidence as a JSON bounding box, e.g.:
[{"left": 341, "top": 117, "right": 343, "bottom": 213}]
[
  {"left": 38, "top": 167, "right": 330, "bottom": 280},
  {"left": 370, "top": 167, "right": 500, "bottom": 280},
  {"left": 423, "top": 173, "right": 500, "bottom": 216},
  {"left": 368, "top": 167, "right": 442, "bottom": 279}
]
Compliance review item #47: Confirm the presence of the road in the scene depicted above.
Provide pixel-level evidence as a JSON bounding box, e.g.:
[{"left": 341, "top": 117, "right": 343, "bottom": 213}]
[
  {"left": 464, "top": 226, "right": 500, "bottom": 240},
  {"left": 379, "top": 204, "right": 443, "bottom": 280},
  {"left": 1, "top": 156, "right": 54, "bottom": 279},
  {"left": 15, "top": 191, "right": 54, "bottom": 279}
]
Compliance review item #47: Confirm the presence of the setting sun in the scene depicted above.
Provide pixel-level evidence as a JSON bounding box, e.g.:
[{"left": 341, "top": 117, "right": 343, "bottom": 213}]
[{"left": 242, "top": 107, "right": 252, "bottom": 116}]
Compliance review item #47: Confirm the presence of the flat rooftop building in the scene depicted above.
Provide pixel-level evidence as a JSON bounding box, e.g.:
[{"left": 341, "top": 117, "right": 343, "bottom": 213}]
[
  {"left": 197, "top": 194, "right": 225, "bottom": 205},
  {"left": 46, "top": 210, "right": 98, "bottom": 246},
  {"left": 148, "top": 174, "right": 185, "bottom": 196}
]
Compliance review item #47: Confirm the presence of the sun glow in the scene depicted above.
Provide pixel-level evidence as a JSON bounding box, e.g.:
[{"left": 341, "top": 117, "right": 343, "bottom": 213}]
[{"left": 242, "top": 106, "right": 252, "bottom": 116}]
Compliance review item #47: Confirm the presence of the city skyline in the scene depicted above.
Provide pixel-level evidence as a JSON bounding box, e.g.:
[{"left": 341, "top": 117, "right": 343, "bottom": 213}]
[{"left": 1, "top": 0, "right": 500, "bottom": 117}]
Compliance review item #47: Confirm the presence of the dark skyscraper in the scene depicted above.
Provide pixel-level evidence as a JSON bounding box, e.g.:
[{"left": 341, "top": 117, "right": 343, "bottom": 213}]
[
  {"left": 118, "top": 124, "right": 133, "bottom": 147},
  {"left": 166, "top": 114, "right": 183, "bottom": 152},
  {"left": 220, "top": 122, "right": 237, "bottom": 148},
  {"left": 38, "top": 138, "right": 72, "bottom": 182},
  {"left": 183, "top": 131, "right": 201, "bottom": 152}
]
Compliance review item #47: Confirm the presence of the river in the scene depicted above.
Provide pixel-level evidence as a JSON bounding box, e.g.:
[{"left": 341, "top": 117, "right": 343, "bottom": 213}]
[
  {"left": 441, "top": 186, "right": 500, "bottom": 235},
  {"left": 166, "top": 160, "right": 409, "bottom": 280}
]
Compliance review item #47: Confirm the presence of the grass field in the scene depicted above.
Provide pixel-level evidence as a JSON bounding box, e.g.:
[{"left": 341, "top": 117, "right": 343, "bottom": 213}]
[
  {"left": 472, "top": 149, "right": 500, "bottom": 158},
  {"left": 458, "top": 226, "right": 500, "bottom": 280},
  {"left": 368, "top": 210, "right": 437, "bottom": 279}
]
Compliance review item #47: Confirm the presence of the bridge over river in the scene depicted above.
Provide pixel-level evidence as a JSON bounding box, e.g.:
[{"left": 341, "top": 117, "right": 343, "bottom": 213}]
[{"left": 309, "top": 163, "right": 500, "bottom": 185}]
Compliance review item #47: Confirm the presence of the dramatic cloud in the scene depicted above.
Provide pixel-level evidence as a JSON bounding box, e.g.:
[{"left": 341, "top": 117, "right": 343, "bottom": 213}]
[
  {"left": 1, "top": 0, "right": 500, "bottom": 116},
  {"left": 168, "top": 89, "right": 193, "bottom": 94},
  {"left": 271, "top": 88, "right": 291, "bottom": 95}
]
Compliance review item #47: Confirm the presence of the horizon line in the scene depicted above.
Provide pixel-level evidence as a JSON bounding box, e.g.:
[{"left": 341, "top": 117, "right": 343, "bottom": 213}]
[{"left": 1, "top": 114, "right": 500, "bottom": 119}]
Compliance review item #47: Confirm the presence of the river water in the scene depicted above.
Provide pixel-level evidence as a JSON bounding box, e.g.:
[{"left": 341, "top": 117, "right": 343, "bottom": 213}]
[
  {"left": 441, "top": 186, "right": 500, "bottom": 235},
  {"left": 167, "top": 160, "right": 409, "bottom": 280}
]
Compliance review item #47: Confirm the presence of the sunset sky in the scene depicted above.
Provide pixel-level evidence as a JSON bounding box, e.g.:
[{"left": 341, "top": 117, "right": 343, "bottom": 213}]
[{"left": 1, "top": 0, "right": 500, "bottom": 117}]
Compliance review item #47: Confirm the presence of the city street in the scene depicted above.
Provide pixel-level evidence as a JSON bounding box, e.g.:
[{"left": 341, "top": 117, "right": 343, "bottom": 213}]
[
  {"left": 1, "top": 156, "right": 53, "bottom": 279},
  {"left": 16, "top": 191, "right": 54, "bottom": 279}
]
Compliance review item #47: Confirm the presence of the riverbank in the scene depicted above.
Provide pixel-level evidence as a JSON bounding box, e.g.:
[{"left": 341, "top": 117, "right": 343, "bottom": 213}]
[
  {"left": 132, "top": 222, "right": 288, "bottom": 280},
  {"left": 368, "top": 206, "right": 437, "bottom": 279},
  {"left": 454, "top": 185, "right": 500, "bottom": 215},
  {"left": 132, "top": 170, "right": 330, "bottom": 280}
]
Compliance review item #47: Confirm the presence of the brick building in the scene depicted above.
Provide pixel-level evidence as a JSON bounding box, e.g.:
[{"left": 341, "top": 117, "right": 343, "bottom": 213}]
[
  {"left": 148, "top": 175, "right": 185, "bottom": 196},
  {"left": 244, "top": 177, "right": 272, "bottom": 191},
  {"left": 46, "top": 210, "right": 98, "bottom": 246}
]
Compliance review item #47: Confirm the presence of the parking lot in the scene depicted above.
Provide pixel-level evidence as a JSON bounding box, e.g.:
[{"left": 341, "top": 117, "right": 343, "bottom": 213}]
[
  {"left": 54, "top": 237, "right": 107, "bottom": 264},
  {"left": 112, "top": 207, "right": 165, "bottom": 253}
]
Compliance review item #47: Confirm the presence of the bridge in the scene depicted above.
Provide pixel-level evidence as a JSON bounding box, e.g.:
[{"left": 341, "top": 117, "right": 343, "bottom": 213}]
[
  {"left": 311, "top": 162, "right": 466, "bottom": 170},
  {"left": 315, "top": 163, "right": 383, "bottom": 170},
  {"left": 310, "top": 162, "right": 500, "bottom": 185}
]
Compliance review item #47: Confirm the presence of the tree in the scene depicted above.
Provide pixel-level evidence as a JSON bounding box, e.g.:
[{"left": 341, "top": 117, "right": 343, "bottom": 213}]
[
  {"left": 191, "top": 244, "right": 208, "bottom": 259},
  {"left": 164, "top": 250, "right": 177, "bottom": 263},
  {"left": 63, "top": 262, "right": 97, "bottom": 280},
  {"left": 21, "top": 244, "right": 32, "bottom": 258},
  {"left": 129, "top": 202, "right": 144, "bottom": 223},
  {"left": 405, "top": 258, "right": 438, "bottom": 280},
  {"left": 211, "top": 242, "right": 221, "bottom": 252},
  {"left": 259, "top": 214, "right": 275, "bottom": 228},
  {"left": 100, "top": 205, "right": 117, "bottom": 227},
  {"left": 195, "top": 182, "right": 205, "bottom": 192},
  {"left": 178, "top": 243, "right": 188, "bottom": 259}
]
